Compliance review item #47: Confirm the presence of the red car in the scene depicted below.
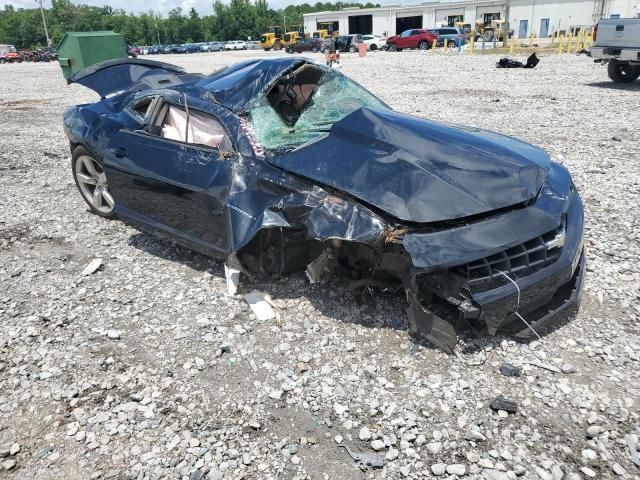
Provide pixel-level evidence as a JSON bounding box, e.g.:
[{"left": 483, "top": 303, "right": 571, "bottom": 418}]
[
  {"left": 0, "top": 45, "right": 21, "bottom": 63},
  {"left": 386, "top": 29, "right": 437, "bottom": 51}
]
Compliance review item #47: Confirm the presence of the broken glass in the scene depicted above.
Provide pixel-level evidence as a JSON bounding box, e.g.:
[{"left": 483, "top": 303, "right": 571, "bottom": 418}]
[{"left": 247, "top": 72, "right": 389, "bottom": 152}]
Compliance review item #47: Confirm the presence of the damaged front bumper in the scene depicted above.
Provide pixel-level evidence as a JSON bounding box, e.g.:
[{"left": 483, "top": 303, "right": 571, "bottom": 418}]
[{"left": 405, "top": 183, "right": 585, "bottom": 352}]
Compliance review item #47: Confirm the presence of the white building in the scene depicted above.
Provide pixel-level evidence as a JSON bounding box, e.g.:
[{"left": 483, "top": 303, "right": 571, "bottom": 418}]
[{"left": 303, "top": 0, "right": 639, "bottom": 39}]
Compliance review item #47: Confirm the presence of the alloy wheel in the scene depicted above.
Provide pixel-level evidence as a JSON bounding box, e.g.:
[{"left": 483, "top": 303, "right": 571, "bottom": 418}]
[{"left": 75, "top": 155, "right": 115, "bottom": 215}]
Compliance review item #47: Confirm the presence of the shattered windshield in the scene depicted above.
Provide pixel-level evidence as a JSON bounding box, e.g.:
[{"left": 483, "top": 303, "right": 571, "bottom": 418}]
[{"left": 247, "top": 67, "right": 388, "bottom": 152}]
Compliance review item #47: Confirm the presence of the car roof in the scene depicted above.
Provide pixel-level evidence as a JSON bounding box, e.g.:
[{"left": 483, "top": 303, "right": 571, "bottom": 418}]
[{"left": 196, "top": 57, "right": 310, "bottom": 113}]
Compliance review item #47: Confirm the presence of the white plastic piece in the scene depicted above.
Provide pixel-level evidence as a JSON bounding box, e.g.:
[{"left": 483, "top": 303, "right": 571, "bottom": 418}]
[
  {"left": 243, "top": 290, "right": 276, "bottom": 321},
  {"left": 224, "top": 264, "right": 241, "bottom": 296}
]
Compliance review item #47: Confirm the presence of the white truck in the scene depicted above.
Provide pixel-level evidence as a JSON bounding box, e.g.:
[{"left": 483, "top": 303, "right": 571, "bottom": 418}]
[{"left": 591, "top": 18, "right": 640, "bottom": 83}]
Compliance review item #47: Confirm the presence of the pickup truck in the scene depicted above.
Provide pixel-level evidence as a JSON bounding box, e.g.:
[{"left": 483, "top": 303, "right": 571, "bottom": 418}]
[{"left": 591, "top": 18, "right": 640, "bottom": 83}]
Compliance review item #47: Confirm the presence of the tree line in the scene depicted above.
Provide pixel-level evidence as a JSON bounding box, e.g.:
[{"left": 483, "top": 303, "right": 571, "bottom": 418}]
[{"left": 0, "top": 0, "right": 380, "bottom": 49}]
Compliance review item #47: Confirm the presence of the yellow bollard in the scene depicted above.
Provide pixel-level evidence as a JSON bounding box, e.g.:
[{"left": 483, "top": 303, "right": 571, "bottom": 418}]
[
  {"left": 509, "top": 35, "right": 514, "bottom": 53},
  {"left": 443, "top": 38, "right": 448, "bottom": 54},
  {"left": 432, "top": 37, "right": 437, "bottom": 53},
  {"left": 558, "top": 34, "right": 564, "bottom": 54},
  {"left": 469, "top": 36, "right": 474, "bottom": 54},
  {"left": 568, "top": 31, "right": 573, "bottom": 54}
]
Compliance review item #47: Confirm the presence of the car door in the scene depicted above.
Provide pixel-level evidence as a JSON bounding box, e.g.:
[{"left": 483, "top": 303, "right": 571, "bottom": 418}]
[
  {"left": 397, "top": 30, "right": 411, "bottom": 48},
  {"left": 103, "top": 97, "right": 236, "bottom": 256}
]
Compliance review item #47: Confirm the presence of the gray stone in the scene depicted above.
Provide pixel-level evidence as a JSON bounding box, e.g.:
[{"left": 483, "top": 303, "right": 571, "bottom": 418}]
[
  {"left": 371, "top": 440, "right": 385, "bottom": 451},
  {"left": 447, "top": 464, "right": 466, "bottom": 476},
  {"left": 431, "top": 463, "right": 447, "bottom": 476}
]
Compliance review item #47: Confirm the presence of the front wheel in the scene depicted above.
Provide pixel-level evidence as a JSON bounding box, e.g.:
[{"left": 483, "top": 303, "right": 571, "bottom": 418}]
[
  {"left": 447, "top": 40, "right": 458, "bottom": 48},
  {"left": 71, "top": 146, "right": 116, "bottom": 218},
  {"left": 311, "top": 46, "right": 318, "bottom": 53},
  {"left": 607, "top": 60, "right": 640, "bottom": 83},
  {"left": 388, "top": 44, "right": 397, "bottom": 52},
  {"left": 349, "top": 46, "right": 357, "bottom": 53},
  {"left": 369, "top": 44, "right": 377, "bottom": 51},
  {"left": 322, "top": 47, "right": 329, "bottom": 53}
]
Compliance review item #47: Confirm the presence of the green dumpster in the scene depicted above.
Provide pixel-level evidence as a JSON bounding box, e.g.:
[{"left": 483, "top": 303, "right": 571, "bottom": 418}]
[{"left": 57, "top": 31, "right": 127, "bottom": 80}]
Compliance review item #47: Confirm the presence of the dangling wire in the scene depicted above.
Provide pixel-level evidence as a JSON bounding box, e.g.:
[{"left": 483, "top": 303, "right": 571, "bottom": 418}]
[{"left": 494, "top": 269, "right": 542, "bottom": 341}]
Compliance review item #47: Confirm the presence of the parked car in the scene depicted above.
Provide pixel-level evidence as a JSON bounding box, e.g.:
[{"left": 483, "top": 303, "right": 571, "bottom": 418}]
[
  {"left": 64, "top": 57, "right": 586, "bottom": 353},
  {"left": 200, "top": 42, "right": 224, "bottom": 52},
  {"left": 386, "top": 29, "right": 437, "bottom": 51},
  {"left": 429, "top": 27, "right": 467, "bottom": 47},
  {"left": 334, "top": 34, "right": 363, "bottom": 52},
  {"left": 591, "top": 18, "right": 640, "bottom": 83},
  {"left": 321, "top": 38, "right": 334, "bottom": 53},
  {"left": 361, "top": 34, "right": 386, "bottom": 51},
  {"left": 0, "top": 45, "right": 21, "bottom": 63},
  {"left": 146, "top": 46, "right": 161, "bottom": 54},
  {"left": 184, "top": 44, "right": 200, "bottom": 53},
  {"left": 286, "top": 38, "right": 323, "bottom": 53},
  {"left": 225, "top": 40, "right": 247, "bottom": 50}
]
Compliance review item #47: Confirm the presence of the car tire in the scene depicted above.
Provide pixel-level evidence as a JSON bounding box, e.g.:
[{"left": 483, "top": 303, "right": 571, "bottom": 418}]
[
  {"left": 311, "top": 46, "right": 318, "bottom": 53},
  {"left": 447, "top": 40, "right": 458, "bottom": 48},
  {"left": 369, "top": 44, "right": 377, "bottom": 51},
  {"left": 388, "top": 44, "right": 397, "bottom": 52},
  {"left": 349, "top": 46, "right": 357, "bottom": 53},
  {"left": 264, "top": 48, "right": 271, "bottom": 51},
  {"left": 607, "top": 60, "right": 640, "bottom": 83},
  {"left": 322, "top": 47, "right": 329, "bottom": 53},
  {"left": 419, "top": 41, "right": 428, "bottom": 50},
  {"left": 71, "top": 146, "right": 116, "bottom": 219}
]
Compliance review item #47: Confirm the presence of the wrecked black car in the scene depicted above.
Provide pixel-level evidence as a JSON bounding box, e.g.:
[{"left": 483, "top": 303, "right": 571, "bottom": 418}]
[{"left": 63, "top": 57, "right": 585, "bottom": 352}]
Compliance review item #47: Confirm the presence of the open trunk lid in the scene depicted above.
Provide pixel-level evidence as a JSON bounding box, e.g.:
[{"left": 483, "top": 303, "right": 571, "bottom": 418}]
[{"left": 67, "top": 58, "right": 186, "bottom": 98}]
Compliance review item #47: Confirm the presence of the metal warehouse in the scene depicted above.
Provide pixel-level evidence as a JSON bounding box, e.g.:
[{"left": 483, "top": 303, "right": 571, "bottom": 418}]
[{"left": 303, "top": 0, "right": 638, "bottom": 39}]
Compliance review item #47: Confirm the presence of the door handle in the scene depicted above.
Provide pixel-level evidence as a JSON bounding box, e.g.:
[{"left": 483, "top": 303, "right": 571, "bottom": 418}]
[{"left": 115, "top": 147, "right": 128, "bottom": 158}]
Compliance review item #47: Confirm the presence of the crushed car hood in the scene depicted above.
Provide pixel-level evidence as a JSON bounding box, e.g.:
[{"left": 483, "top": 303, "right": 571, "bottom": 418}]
[{"left": 268, "top": 108, "right": 550, "bottom": 223}]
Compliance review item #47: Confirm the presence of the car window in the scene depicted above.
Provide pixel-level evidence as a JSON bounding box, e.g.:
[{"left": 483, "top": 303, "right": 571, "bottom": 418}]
[
  {"left": 412, "top": 30, "right": 422, "bottom": 36},
  {"left": 400, "top": 30, "right": 411, "bottom": 38},
  {"left": 128, "top": 96, "right": 157, "bottom": 121},
  {"left": 153, "top": 104, "right": 230, "bottom": 150}
]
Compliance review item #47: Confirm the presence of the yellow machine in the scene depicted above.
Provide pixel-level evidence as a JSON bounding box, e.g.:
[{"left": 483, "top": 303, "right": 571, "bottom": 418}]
[
  {"left": 312, "top": 29, "right": 329, "bottom": 39},
  {"left": 282, "top": 25, "right": 305, "bottom": 47},
  {"left": 475, "top": 19, "right": 510, "bottom": 41},
  {"left": 260, "top": 26, "right": 284, "bottom": 51},
  {"left": 313, "top": 22, "right": 339, "bottom": 39}
]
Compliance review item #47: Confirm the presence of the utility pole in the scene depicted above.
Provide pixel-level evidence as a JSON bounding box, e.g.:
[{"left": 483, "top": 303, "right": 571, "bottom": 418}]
[
  {"left": 155, "top": 14, "right": 161, "bottom": 45},
  {"left": 36, "top": 0, "right": 52, "bottom": 47},
  {"left": 502, "top": 0, "right": 510, "bottom": 47}
]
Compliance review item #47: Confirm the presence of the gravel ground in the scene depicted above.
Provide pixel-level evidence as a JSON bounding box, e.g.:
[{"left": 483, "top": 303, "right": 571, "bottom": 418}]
[{"left": 1, "top": 50, "right": 639, "bottom": 480}]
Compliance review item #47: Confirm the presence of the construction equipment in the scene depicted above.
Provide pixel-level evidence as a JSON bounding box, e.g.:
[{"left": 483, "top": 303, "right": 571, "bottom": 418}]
[
  {"left": 313, "top": 22, "right": 339, "bottom": 39},
  {"left": 475, "top": 19, "right": 512, "bottom": 41},
  {"left": 260, "top": 26, "right": 284, "bottom": 51},
  {"left": 282, "top": 25, "right": 305, "bottom": 48}
]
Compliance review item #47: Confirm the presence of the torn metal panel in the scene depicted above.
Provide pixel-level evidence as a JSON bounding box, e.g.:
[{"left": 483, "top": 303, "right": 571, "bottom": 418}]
[{"left": 64, "top": 57, "right": 586, "bottom": 354}]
